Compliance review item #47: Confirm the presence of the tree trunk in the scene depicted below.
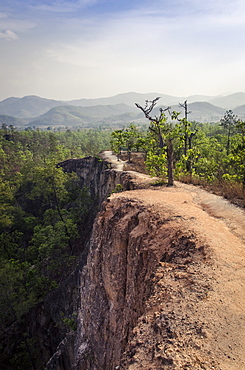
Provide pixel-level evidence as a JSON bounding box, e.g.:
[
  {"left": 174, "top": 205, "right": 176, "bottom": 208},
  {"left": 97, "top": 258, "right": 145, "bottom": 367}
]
[
  {"left": 167, "top": 139, "right": 174, "bottom": 186},
  {"left": 186, "top": 135, "right": 193, "bottom": 175},
  {"left": 128, "top": 150, "right": 131, "bottom": 162},
  {"left": 184, "top": 133, "right": 188, "bottom": 156},
  {"left": 159, "top": 131, "right": 165, "bottom": 148},
  {"left": 227, "top": 130, "right": 230, "bottom": 156}
]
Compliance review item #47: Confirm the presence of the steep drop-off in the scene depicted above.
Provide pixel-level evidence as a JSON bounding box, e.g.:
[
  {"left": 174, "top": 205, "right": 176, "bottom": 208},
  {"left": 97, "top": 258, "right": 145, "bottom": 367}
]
[
  {"left": 47, "top": 153, "right": 245, "bottom": 369},
  {"left": 2, "top": 152, "right": 244, "bottom": 369},
  {"left": 73, "top": 196, "right": 209, "bottom": 369}
]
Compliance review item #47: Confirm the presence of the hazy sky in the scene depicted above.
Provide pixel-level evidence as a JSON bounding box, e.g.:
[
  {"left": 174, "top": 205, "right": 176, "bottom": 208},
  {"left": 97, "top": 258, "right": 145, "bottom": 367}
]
[{"left": 0, "top": 0, "right": 245, "bottom": 100}]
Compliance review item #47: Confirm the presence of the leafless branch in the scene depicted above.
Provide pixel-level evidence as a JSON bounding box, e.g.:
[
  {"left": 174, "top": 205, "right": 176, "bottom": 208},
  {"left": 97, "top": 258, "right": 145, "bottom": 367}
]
[
  {"left": 135, "top": 97, "right": 161, "bottom": 121},
  {"left": 179, "top": 100, "right": 191, "bottom": 118}
]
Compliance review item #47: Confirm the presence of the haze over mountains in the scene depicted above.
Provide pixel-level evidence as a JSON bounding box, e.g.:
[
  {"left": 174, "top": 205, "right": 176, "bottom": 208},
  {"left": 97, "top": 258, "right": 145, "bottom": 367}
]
[{"left": 1, "top": 92, "right": 245, "bottom": 129}]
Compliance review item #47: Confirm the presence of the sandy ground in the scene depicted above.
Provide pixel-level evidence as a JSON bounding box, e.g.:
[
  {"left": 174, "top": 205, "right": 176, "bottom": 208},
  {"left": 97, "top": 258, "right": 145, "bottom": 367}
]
[{"left": 101, "top": 151, "right": 245, "bottom": 370}]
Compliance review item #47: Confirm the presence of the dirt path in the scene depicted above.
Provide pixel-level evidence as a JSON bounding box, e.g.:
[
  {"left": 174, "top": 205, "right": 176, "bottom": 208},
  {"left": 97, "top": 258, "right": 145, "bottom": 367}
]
[
  {"left": 101, "top": 151, "right": 245, "bottom": 370},
  {"left": 101, "top": 150, "right": 245, "bottom": 241},
  {"left": 100, "top": 150, "right": 127, "bottom": 171}
]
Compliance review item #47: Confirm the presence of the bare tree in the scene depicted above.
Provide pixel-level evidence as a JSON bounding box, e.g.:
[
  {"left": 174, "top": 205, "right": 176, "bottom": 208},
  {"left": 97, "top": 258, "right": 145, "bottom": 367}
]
[
  {"left": 135, "top": 97, "right": 165, "bottom": 148},
  {"left": 177, "top": 100, "right": 197, "bottom": 174},
  {"left": 179, "top": 100, "right": 191, "bottom": 156},
  {"left": 135, "top": 98, "right": 174, "bottom": 186}
]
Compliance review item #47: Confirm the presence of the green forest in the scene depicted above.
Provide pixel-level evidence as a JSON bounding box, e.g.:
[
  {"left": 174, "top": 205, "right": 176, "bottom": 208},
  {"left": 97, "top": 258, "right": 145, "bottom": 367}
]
[
  {"left": 0, "top": 99, "right": 245, "bottom": 367},
  {"left": 0, "top": 127, "right": 111, "bottom": 368}
]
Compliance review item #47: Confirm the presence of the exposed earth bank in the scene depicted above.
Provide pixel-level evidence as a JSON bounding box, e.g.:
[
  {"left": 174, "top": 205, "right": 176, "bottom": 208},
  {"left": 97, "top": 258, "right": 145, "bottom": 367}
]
[{"left": 100, "top": 151, "right": 245, "bottom": 370}]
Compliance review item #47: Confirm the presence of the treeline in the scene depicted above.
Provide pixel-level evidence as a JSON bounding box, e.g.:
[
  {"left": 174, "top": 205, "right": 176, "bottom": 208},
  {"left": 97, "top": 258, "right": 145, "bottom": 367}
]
[
  {"left": 0, "top": 127, "right": 110, "bottom": 368},
  {"left": 110, "top": 100, "right": 245, "bottom": 200}
]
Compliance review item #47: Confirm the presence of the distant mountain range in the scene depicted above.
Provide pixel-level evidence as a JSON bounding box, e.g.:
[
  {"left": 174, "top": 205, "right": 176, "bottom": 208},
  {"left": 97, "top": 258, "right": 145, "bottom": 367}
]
[
  {"left": 0, "top": 92, "right": 245, "bottom": 129},
  {"left": 30, "top": 104, "right": 141, "bottom": 129}
]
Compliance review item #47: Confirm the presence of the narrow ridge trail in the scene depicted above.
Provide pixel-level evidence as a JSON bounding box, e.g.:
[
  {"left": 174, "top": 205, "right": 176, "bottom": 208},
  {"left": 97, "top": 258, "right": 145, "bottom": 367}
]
[{"left": 100, "top": 150, "right": 245, "bottom": 370}]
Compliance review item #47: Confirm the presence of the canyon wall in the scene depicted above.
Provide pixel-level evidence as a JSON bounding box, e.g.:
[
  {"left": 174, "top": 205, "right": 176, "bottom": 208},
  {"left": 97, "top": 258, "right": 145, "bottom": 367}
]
[
  {"left": 40, "top": 156, "right": 152, "bottom": 369},
  {"left": 1, "top": 156, "right": 137, "bottom": 370},
  {"left": 46, "top": 157, "right": 208, "bottom": 369},
  {"left": 72, "top": 196, "right": 206, "bottom": 370},
  {"left": 57, "top": 157, "right": 137, "bottom": 202}
]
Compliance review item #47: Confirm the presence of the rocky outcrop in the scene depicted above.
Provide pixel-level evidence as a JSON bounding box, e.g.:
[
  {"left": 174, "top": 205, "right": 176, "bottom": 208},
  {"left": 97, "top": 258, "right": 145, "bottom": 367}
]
[
  {"left": 75, "top": 197, "right": 158, "bottom": 369},
  {"left": 57, "top": 157, "right": 136, "bottom": 203},
  {"left": 57, "top": 156, "right": 156, "bottom": 206},
  {"left": 44, "top": 157, "right": 151, "bottom": 369},
  {"left": 46, "top": 188, "right": 207, "bottom": 369}
]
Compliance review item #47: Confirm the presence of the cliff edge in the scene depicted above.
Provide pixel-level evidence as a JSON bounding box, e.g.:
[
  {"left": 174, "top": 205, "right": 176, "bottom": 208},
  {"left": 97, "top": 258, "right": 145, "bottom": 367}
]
[{"left": 49, "top": 152, "right": 245, "bottom": 370}]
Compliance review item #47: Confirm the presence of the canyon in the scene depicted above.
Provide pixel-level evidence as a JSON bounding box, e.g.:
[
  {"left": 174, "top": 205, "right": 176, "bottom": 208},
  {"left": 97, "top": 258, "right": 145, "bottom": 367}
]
[
  {"left": 2, "top": 151, "right": 244, "bottom": 369},
  {"left": 45, "top": 151, "right": 245, "bottom": 369}
]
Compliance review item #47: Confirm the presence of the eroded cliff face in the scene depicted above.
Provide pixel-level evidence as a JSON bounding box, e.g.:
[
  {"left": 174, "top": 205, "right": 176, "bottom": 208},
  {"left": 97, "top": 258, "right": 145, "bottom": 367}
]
[
  {"left": 45, "top": 157, "right": 209, "bottom": 370},
  {"left": 3, "top": 155, "right": 244, "bottom": 369},
  {"left": 57, "top": 157, "right": 136, "bottom": 202},
  {"left": 44, "top": 152, "right": 245, "bottom": 370},
  {"left": 75, "top": 197, "right": 159, "bottom": 369},
  {"left": 47, "top": 195, "right": 205, "bottom": 370},
  {"left": 43, "top": 157, "right": 149, "bottom": 369},
  {"left": 46, "top": 155, "right": 245, "bottom": 370}
]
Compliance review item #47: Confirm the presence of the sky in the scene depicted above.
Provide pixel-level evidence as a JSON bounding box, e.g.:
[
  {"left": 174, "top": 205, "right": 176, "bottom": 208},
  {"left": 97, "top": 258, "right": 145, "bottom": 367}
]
[{"left": 0, "top": 0, "right": 245, "bottom": 101}]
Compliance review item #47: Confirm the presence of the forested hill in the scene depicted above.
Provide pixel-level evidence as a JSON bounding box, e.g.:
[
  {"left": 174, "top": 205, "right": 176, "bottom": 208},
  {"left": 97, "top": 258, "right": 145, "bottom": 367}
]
[
  {"left": 30, "top": 102, "right": 236, "bottom": 128},
  {"left": 29, "top": 104, "right": 142, "bottom": 129},
  {"left": 0, "top": 92, "right": 245, "bottom": 129},
  {"left": 0, "top": 95, "right": 65, "bottom": 118}
]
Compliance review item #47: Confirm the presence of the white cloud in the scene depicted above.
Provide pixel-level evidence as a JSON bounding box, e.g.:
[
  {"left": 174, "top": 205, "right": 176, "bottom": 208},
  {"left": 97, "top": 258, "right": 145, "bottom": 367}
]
[
  {"left": 33, "top": 0, "right": 98, "bottom": 13},
  {"left": 0, "top": 29, "right": 18, "bottom": 40},
  {"left": 0, "top": 11, "right": 36, "bottom": 35},
  {"left": 0, "top": 0, "right": 245, "bottom": 99},
  {"left": 25, "top": 0, "right": 244, "bottom": 98}
]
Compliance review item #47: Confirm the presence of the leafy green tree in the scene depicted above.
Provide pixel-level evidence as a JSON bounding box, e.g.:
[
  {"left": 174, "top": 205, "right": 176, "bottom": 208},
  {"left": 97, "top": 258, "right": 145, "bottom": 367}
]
[
  {"left": 110, "top": 129, "right": 125, "bottom": 159},
  {"left": 223, "top": 119, "right": 245, "bottom": 187},
  {"left": 0, "top": 259, "right": 37, "bottom": 329},
  {"left": 186, "top": 130, "right": 222, "bottom": 182},
  {"left": 123, "top": 124, "right": 140, "bottom": 162},
  {"left": 220, "top": 110, "right": 238, "bottom": 155}
]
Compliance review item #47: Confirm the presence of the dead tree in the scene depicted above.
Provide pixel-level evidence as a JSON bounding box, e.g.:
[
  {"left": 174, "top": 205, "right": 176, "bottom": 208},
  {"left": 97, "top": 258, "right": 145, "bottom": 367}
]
[
  {"left": 135, "top": 98, "right": 174, "bottom": 186},
  {"left": 179, "top": 100, "right": 191, "bottom": 156},
  {"left": 166, "top": 138, "right": 174, "bottom": 186},
  {"left": 135, "top": 97, "right": 165, "bottom": 148},
  {"left": 178, "top": 100, "right": 198, "bottom": 175}
]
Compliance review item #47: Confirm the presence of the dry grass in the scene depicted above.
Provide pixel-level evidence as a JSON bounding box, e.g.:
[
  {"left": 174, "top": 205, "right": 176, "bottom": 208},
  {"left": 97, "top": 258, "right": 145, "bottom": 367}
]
[
  {"left": 178, "top": 174, "right": 245, "bottom": 208},
  {"left": 119, "top": 152, "right": 245, "bottom": 209}
]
